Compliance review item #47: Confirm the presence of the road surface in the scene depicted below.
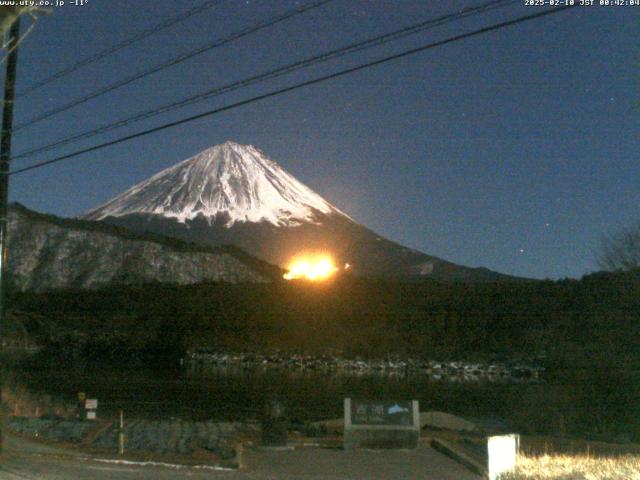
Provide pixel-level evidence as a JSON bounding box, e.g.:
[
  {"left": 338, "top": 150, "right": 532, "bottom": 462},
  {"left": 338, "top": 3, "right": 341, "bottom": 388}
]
[{"left": 0, "top": 433, "right": 481, "bottom": 479}]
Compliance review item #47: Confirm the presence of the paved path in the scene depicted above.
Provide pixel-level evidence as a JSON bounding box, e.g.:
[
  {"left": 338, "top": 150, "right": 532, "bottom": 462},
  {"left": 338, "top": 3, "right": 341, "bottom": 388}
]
[{"left": 0, "top": 434, "right": 481, "bottom": 480}]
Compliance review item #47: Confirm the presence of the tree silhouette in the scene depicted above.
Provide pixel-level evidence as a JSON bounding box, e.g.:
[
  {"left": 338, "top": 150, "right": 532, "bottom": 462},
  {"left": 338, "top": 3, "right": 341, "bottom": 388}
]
[{"left": 598, "top": 221, "right": 640, "bottom": 272}]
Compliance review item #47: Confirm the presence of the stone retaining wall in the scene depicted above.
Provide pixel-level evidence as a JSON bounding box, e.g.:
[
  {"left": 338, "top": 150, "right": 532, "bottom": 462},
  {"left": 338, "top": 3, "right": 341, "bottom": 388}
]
[{"left": 9, "top": 416, "right": 247, "bottom": 459}]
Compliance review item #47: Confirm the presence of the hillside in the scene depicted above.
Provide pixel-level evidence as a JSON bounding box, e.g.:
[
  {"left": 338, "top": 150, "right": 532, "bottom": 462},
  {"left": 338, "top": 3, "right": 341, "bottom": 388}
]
[
  {"left": 6, "top": 269, "right": 640, "bottom": 443},
  {"left": 12, "top": 269, "right": 640, "bottom": 363},
  {"left": 7, "top": 203, "right": 281, "bottom": 292}
]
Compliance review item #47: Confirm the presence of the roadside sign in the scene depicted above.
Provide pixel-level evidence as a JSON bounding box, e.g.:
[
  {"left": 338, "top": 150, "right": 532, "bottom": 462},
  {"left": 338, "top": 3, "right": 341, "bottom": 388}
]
[
  {"left": 344, "top": 398, "right": 420, "bottom": 449},
  {"left": 350, "top": 399, "right": 414, "bottom": 426},
  {"left": 85, "top": 399, "right": 98, "bottom": 409}
]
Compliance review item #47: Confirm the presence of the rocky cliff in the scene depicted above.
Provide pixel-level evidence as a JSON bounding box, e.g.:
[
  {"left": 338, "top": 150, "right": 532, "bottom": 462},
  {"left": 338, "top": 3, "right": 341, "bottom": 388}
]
[{"left": 7, "top": 204, "right": 279, "bottom": 292}]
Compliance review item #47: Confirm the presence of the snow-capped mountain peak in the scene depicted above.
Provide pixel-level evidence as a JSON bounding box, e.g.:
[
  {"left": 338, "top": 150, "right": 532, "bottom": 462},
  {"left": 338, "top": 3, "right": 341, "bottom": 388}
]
[{"left": 84, "top": 141, "right": 349, "bottom": 227}]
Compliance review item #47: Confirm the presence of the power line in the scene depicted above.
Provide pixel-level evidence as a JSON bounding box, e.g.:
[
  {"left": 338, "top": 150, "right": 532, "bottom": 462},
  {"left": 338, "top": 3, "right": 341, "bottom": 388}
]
[
  {"left": 10, "top": 5, "right": 576, "bottom": 177},
  {"left": 16, "top": 0, "right": 227, "bottom": 98},
  {"left": 13, "top": 0, "right": 517, "bottom": 162},
  {"left": 12, "top": 0, "right": 337, "bottom": 132}
]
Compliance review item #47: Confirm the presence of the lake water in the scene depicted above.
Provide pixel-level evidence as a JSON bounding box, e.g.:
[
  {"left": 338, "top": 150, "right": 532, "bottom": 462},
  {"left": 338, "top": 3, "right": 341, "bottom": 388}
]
[
  {"left": 16, "top": 365, "right": 551, "bottom": 430},
  {"left": 16, "top": 363, "right": 639, "bottom": 443}
]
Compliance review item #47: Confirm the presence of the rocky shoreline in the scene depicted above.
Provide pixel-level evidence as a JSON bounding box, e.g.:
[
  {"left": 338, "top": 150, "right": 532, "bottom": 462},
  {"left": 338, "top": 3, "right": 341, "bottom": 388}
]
[{"left": 185, "top": 351, "right": 544, "bottom": 382}]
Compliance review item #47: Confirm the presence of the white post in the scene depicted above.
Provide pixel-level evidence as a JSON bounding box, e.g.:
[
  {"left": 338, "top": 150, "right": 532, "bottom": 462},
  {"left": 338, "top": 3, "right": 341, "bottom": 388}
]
[
  {"left": 118, "top": 410, "right": 125, "bottom": 455},
  {"left": 487, "top": 434, "right": 519, "bottom": 480}
]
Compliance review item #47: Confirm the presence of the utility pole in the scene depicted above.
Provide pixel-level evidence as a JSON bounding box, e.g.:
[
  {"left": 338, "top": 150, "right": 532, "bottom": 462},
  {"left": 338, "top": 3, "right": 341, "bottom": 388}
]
[{"left": 0, "top": 15, "right": 21, "bottom": 454}]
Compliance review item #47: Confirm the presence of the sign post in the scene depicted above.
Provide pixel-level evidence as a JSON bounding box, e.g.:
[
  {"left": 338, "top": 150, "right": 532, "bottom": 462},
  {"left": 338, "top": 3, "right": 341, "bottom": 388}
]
[
  {"left": 85, "top": 398, "right": 98, "bottom": 420},
  {"left": 118, "top": 410, "right": 125, "bottom": 455},
  {"left": 261, "top": 396, "right": 287, "bottom": 447},
  {"left": 344, "top": 398, "right": 420, "bottom": 449}
]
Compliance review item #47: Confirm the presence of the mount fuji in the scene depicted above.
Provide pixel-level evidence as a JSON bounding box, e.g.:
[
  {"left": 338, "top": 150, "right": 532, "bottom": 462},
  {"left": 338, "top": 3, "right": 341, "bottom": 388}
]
[{"left": 84, "top": 141, "right": 511, "bottom": 281}]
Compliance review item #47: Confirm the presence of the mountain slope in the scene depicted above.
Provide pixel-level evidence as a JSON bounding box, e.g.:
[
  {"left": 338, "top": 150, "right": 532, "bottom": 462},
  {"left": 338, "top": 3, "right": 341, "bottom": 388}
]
[
  {"left": 8, "top": 203, "right": 281, "bottom": 292},
  {"left": 85, "top": 141, "right": 349, "bottom": 227},
  {"left": 84, "top": 141, "right": 515, "bottom": 282}
]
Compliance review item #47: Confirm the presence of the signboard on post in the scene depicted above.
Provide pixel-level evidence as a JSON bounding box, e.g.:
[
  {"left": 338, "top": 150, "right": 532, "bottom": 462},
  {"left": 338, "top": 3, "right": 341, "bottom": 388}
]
[
  {"left": 344, "top": 398, "right": 420, "bottom": 449},
  {"left": 85, "top": 398, "right": 98, "bottom": 420}
]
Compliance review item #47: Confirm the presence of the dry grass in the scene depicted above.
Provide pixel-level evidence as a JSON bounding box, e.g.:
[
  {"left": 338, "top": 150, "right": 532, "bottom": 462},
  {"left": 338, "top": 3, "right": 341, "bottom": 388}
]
[{"left": 500, "top": 453, "right": 640, "bottom": 480}]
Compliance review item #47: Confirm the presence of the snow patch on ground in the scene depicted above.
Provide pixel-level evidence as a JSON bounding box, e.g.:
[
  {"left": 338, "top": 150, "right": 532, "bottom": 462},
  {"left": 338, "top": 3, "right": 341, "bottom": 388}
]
[{"left": 90, "top": 457, "right": 234, "bottom": 471}]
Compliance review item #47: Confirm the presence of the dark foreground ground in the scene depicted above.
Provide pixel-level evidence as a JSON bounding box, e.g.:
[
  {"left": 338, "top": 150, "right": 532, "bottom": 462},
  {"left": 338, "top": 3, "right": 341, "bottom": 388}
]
[{"left": 0, "top": 432, "right": 480, "bottom": 480}]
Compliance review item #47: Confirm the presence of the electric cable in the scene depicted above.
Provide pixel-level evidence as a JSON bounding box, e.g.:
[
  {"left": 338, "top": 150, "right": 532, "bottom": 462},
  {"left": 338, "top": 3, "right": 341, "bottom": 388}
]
[
  {"left": 13, "top": 0, "right": 517, "bottom": 161},
  {"left": 12, "top": 0, "right": 337, "bottom": 132},
  {"left": 9, "top": 5, "right": 576, "bottom": 176},
  {"left": 16, "top": 0, "right": 227, "bottom": 97}
]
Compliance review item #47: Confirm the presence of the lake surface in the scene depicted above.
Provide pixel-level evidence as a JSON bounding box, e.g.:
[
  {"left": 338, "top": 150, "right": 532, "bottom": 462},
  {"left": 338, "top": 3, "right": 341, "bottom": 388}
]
[
  {"left": 17, "top": 365, "right": 552, "bottom": 430},
  {"left": 17, "top": 363, "right": 639, "bottom": 443}
]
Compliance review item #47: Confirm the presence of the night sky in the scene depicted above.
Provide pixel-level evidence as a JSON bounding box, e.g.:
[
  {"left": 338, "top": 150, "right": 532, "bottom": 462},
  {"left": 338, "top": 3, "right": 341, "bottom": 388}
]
[{"left": 6, "top": 0, "right": 639, "bottom": 279}]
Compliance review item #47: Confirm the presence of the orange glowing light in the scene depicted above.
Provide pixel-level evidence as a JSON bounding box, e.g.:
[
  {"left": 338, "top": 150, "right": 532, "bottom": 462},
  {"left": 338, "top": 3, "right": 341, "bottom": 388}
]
[{"left": 283, "top": 255, "right": 339, "bottom": 281}]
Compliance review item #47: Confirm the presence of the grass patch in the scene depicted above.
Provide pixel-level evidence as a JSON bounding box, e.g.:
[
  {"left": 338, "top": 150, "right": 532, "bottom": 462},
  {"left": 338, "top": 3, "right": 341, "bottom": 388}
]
[{"left": 501, "top": 453, "right": 640, "bottom": 479}]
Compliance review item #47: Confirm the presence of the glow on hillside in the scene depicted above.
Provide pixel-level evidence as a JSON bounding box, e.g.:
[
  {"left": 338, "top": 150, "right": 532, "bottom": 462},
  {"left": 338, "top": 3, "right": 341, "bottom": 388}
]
[{"left": 283, "top": 255, "right": 339, "bottom": 281}]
